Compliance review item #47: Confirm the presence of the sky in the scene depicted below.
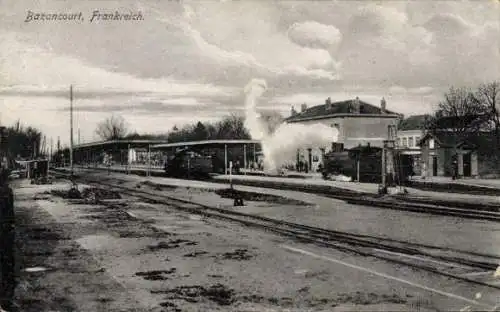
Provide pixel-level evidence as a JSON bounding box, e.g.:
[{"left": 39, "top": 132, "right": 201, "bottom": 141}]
[{"left": 0, "top": 0, "right": 499, "bottom": 146}]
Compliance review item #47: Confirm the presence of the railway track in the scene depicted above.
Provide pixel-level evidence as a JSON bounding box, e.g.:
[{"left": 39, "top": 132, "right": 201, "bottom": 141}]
[
  {"left": 53, "top": 167, "right": 500, "bottom": 221},
  {"left": 52, "top": 170, "right": 500, "bottom": 292}
]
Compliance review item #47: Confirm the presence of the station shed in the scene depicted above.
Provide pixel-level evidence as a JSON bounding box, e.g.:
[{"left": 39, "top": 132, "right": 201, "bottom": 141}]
[
  {"left": 151, "top": 139, "right": 262, "bottom": 174},
  {"left": 71, "top": 139, "right": 169, "bottom": 167}
]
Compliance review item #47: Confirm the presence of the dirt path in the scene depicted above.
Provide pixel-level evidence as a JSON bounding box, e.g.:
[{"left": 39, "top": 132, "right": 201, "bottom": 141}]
[{"left": 12, "top": 187, "right": 147, "bottom": 312}]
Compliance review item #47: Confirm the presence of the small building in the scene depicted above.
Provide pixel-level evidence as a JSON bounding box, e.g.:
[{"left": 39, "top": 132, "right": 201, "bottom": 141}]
[
  {"left": 418, "top": 132, "right": 478, "bottom": 178},
  {"left": 416, "top": 113, "right": 499, "bottom": 178},
  {"left": 285, "top": 97, "right": 401, "bottom": 172}
]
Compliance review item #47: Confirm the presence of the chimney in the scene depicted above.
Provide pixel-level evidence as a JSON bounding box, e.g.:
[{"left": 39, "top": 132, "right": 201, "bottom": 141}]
[
  {"left": 325, "top": 97, "right": 332, "bottom": 110},
  {"left": 381, "top": 97, "right": 387, "bottom": 114},
  {"left": 350, "top": 97, "right": 361, "bottom": 114},
  {"left": 301, "top": 103, "right": 308, "bottom": 112},
  {"left": 291, "top": 105, "right": 297, "bottom": 116}
]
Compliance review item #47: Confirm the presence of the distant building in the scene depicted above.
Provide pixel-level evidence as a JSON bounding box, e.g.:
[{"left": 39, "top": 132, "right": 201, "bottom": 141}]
[
  {"left": 396, "top": 114, "right": 429, "bottom": 176},
  {"left": 285, "top": 97, "right": 401, "bottom": 172}
]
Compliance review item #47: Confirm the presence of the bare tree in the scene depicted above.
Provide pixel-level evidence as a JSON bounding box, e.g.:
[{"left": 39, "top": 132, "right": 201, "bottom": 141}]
[
  {"left": 425, "top": 86, "right": 489, "bottom": 138},
  {"left": 95, "top": 115, "right": 129, "bottom": 141},
  {"left": 476, "top": 81, "right": 500, "bottom": 148}
]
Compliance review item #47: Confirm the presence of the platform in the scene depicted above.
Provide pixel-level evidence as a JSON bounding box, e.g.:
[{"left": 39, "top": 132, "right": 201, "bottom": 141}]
[{"left": 410, "top": 176, "right": 500, "bottom": 189}]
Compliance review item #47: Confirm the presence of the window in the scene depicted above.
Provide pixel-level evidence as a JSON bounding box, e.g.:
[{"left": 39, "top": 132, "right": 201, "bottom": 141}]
[
  {"left": 402, "top": 137, "right": 408, "bottom": 147},
  {"left": 397, "top": 138, "right": 401, "bottom": 147},
  {"left": 415, "top": 136, "right": 421, "bottom": 147},
  {"left": 429, "top": 139, "right": 435, "bottom": 149},
  {"left": 408, "top": 137, "right": 414, "bottom": 147}
]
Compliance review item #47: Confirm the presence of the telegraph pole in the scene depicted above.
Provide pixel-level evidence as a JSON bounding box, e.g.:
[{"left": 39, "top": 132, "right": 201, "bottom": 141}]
[
  {"left": 70, "top": 85, "right": 74, "bottom": 176},
  {"left": 50, "top": 137, "right": 53, "bottom": 167}
]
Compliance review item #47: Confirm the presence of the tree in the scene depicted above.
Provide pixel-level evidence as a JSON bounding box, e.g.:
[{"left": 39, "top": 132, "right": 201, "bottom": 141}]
[
  {"left": 476, "top": 81, "right": 500, "bottom": 149},
  {"left": 192, "top": 121, "right": 209, "bottom": 141},
  {"left": 215, "top": 114, "right": 250, "bottom": 140},
  {"left": 425, "top": 86, "right": 489, "bottom": 138},
  {"left": 95, "top": 115, "right": 128, "bottom": 141},
  {"left": 3, "top": 120, "right": 43, "bottom": 160}
]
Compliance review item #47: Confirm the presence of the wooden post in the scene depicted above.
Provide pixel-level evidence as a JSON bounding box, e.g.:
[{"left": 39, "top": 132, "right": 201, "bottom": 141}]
[
  {"left": 147, "top": 144, "right": 151, "bottom": 177},
  {"left": 224, "top": 144, "right": 228, "bottom": 175},
  {"left": 127, "top": 144, "right": 131, "bottom": 175},
  {"left": 243, "top": 144, "right": 247, "bottom": 175},
  {"left": 229, "top": 161, "right": 233, "bottom": 188},
  {"left": 69, "top": 85, "right": 74, "bottom": 177},
  {"left": 382, "top": 146, "right": 386, "bottom": 187},
  {"left": 357, "top": 159, "right": 360, "bottom": 182}
]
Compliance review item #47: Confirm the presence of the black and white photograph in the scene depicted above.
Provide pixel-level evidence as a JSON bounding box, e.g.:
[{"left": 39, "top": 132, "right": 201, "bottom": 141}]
[{"left": 1, "top": 0, "right": 500, "bottom": 311}]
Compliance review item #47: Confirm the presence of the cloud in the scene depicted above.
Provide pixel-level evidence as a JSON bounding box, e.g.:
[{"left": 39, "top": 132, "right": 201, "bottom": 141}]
[
  {"left": 389, "top": 86, "right": 434, "bottom": 95},
  {"left": 153, "top": 3, "right": 341, "bottom": 81},
  {"left": 288, "top": 21, "right": 342, "bottom": 49},
  {"left": 423, "top": 13, "right": 471, "bottom": 37},
  {"left": 0, "top": 31, "right": 237, "bottom": 97}
]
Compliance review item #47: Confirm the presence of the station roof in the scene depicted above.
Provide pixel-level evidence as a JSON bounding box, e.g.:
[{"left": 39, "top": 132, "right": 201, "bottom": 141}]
[
  {"left": 286, "top": 98, "right": 400, "bottom": 123},
  {"left": 152, "top": 139, "right": 261, "bottom": 150},
  {"left": 74, "top": 139, "right": 169, "bottom": 150}
]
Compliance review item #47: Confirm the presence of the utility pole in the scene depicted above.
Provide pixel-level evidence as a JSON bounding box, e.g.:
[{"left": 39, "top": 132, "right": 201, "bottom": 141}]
[
  {"left": 70, "top": 85, "right": 74, "bottom": 176},
  {"left": 78, "top": 128, "right": 81, "bottom": 145},
  {"left": 50, "top": 137, "right": 53, "bottom": 167}
]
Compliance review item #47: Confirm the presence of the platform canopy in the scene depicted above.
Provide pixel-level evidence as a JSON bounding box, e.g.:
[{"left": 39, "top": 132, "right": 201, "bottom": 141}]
[
  {"left": 151, "top": 139, "right": 261, "bottom": 150},
  {"left": 74, "top": 139, "right": 169, "bottom": 152}
]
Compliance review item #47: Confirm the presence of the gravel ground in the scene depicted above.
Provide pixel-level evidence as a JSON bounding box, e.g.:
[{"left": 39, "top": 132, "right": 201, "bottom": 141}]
[{"left": 10, "top": 177, "right": 499, "bottom": 311}]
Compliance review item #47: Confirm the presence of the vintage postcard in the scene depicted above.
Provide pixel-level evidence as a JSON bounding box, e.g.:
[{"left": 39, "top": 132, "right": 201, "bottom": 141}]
[{"left": 1, "top": 1, "right": 499, "bottom": 311}]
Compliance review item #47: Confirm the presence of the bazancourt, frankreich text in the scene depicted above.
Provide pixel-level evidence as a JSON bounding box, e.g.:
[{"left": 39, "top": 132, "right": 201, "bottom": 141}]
[{"left": 90, "top": 10, "right": 143, "bottom": 22}]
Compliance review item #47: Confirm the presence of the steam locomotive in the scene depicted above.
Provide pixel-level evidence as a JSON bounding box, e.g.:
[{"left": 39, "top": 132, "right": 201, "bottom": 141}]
[
  {"left": 322, "top": 145, "right": 413, "bottom": 184},
  {"left": 164, "top": 148, "right": 213, "bottom": 179}
]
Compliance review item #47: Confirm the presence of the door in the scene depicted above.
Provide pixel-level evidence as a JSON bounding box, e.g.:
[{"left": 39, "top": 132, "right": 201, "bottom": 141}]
[
  {"left": 463, "top": 153, "right": 471, "bottom": 177},
  {"left": 432, "top": 156, "right": 438, "bottom": 176}
]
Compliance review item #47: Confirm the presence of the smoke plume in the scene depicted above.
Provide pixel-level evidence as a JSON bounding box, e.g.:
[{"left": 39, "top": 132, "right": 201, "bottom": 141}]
[{"left": 243, "top": 79, "right": 339, "bottom": 174}]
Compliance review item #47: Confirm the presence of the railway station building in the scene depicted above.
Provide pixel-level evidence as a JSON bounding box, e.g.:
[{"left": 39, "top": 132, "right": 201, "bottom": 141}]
[{"left": 284, "top": 97, "right": 401, "bottom": 172}]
